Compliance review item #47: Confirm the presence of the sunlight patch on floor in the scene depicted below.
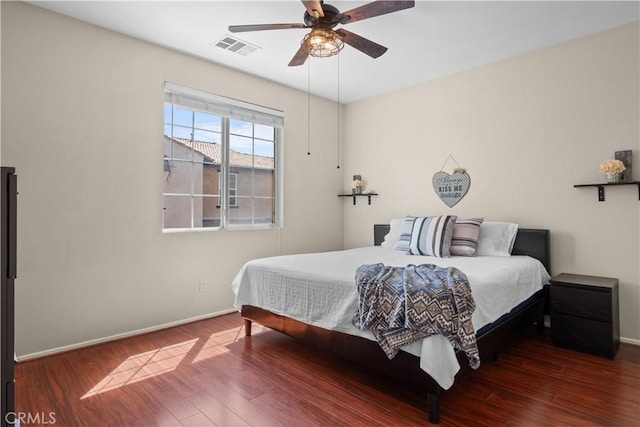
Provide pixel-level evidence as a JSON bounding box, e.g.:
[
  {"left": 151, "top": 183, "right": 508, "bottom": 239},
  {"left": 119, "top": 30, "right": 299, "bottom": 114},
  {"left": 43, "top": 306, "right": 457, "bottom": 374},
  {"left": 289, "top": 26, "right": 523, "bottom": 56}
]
[
  {"left": 81, "top": 339, "right": 198, "bottom": 399},
  {"left": 192, "top": 326, "right": 244, "bottom": 363}
]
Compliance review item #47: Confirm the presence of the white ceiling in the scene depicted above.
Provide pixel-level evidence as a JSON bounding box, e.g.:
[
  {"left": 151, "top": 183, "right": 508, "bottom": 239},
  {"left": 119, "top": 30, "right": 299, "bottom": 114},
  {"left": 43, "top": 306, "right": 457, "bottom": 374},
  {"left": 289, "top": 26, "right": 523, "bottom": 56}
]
[{"left": 29, "top": 1, "right": 639, "bottom": 103}]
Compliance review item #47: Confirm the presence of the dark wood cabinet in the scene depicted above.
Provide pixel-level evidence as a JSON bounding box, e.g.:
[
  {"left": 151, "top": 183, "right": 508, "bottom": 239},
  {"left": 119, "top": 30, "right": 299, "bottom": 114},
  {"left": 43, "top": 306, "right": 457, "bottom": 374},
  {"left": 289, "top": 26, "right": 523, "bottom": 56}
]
[
  {"left": 550, "top": 273, "right": 619, "bottom": 359},
  {"left": 1, "top": 167, "right": 16, "bottom": 426}
]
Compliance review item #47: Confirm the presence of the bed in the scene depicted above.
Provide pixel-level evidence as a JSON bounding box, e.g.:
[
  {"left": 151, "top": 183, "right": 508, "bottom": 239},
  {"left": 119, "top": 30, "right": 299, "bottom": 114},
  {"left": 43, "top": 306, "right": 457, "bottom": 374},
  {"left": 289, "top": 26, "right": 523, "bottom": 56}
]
[{"left": 232, "top": 224, "right": 551, "bottom": 423}]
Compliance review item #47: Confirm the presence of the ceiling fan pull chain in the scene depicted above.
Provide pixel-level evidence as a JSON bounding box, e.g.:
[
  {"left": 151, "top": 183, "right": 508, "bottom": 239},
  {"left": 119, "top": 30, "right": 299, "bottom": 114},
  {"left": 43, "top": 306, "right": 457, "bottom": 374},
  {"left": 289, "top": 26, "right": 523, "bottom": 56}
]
[
  {"left": 307, "top": 58, "right": 311, "bottom": 156},
  {"left": 336, "top": 53, "right": 340, "bottom": 169}
]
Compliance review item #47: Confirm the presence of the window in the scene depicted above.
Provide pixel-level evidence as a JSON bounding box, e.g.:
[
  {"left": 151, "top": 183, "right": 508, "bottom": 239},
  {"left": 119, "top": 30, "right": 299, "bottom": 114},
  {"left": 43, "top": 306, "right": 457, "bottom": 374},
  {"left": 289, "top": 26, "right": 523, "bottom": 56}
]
[{"left": 163, "top": 83, "right": 283, "bottom": 230}]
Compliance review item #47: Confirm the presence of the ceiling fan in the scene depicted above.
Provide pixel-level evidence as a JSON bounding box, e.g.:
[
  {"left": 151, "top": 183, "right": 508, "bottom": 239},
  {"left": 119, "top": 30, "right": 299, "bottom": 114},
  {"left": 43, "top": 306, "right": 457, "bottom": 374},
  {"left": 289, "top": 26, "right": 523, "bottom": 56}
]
[{"left": 228, "top": 0, "right": 415, "bottom": 66}]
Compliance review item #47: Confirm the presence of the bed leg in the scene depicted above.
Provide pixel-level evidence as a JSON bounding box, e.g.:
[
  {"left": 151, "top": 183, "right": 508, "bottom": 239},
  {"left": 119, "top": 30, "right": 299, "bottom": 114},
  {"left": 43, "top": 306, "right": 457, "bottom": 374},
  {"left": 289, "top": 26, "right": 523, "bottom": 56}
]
[
  {"left": 244, "top": 319, "right": 252, "bottom": 337},
  {"left": 428, "top": 392, "right": 440, "bottom": 424}
]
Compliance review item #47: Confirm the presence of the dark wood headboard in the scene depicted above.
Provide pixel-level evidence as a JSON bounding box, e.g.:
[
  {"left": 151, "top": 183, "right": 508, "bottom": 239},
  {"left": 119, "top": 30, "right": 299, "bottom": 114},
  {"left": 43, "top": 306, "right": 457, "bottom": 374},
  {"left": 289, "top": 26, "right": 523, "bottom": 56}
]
[{"left": 374, "top": 224, "right": 551, "bottom": 273}]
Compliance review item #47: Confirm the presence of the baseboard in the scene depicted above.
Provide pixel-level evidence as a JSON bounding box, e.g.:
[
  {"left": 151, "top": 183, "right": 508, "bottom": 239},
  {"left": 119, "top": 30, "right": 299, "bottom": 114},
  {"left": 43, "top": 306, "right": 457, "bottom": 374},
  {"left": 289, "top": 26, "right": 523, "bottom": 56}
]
[
  {"left": 621, "top": 337, "right": 640, "bottom": 346},
  {"left": 17, "top": 309, "right": 640, "bottom": 361},
  {"left": 17, "top": 308, "right": 238, "bottom": 362}
]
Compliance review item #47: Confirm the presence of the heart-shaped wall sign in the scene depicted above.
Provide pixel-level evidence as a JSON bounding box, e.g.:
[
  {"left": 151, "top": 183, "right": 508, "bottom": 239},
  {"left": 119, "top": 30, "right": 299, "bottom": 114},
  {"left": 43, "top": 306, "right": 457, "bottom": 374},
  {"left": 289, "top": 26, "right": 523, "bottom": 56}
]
[{"left": 432, "top": 171, "right": 471, "bottom": 208}]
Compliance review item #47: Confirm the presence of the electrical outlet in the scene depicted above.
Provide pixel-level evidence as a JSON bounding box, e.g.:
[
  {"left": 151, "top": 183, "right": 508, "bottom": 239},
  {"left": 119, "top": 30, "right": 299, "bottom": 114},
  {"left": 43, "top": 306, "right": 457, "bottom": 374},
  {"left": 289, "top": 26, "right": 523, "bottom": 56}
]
[{"left": 199, "top": 281, "right": 206, "bottom": 292}]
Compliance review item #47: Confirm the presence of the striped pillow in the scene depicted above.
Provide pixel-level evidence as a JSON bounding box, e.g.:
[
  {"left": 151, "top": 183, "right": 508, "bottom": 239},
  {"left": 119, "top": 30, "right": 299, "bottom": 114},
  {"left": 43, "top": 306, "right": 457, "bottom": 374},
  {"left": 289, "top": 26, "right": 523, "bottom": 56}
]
[
  {"left": 407, "top": 215, "right": 457, "bottom": 257},
  {"left": 395, "top": 217, "right": 416, "bottom": 252},
  {"left": 450, "top": 218, "right": 484, "bottom": 256}
]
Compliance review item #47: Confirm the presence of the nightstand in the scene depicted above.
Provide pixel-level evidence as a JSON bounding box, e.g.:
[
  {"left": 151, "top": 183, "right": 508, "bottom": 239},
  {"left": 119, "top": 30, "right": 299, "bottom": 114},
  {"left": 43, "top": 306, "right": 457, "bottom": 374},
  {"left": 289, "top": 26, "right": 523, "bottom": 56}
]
[{"left": 550, "top": 273, "right": 620, "bottom": 359}]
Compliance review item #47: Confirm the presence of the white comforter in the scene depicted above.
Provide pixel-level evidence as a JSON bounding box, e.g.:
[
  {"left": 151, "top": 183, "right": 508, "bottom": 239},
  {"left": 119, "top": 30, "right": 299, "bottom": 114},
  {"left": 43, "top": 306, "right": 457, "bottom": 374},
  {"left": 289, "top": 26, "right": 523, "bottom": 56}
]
[{"left": 231, "top": 246, "right": 550, "bottom": 389}]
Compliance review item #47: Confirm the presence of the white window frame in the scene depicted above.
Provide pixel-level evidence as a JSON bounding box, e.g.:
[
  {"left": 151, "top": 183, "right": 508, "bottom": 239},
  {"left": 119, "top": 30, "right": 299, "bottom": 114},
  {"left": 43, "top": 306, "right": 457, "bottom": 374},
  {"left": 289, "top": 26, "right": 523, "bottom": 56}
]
[{"left": 163, "top": 82, "right": 283, "bottom": 231}]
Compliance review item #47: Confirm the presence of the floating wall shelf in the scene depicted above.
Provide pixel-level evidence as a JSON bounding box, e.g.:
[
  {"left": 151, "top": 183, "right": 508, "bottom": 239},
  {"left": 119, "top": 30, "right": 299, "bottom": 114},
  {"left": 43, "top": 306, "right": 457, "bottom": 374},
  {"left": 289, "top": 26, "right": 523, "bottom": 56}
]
[
  {"left": 338, "top": 192, "right": 378, "bottom": 205},
  {"left": 573, "top": 181, "right": 640, "bottom": 201}
]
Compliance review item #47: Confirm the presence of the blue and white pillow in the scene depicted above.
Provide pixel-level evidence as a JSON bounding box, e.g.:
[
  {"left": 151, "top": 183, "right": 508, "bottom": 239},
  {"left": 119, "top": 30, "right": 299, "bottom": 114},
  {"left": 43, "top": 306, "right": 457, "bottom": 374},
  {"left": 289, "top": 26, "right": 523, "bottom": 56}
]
[
  {"left": 396, "top": 215, "right": 457, "bottom": 257},
  {"left": 395, "top": 217, "right": 416, "bottom": 252}
]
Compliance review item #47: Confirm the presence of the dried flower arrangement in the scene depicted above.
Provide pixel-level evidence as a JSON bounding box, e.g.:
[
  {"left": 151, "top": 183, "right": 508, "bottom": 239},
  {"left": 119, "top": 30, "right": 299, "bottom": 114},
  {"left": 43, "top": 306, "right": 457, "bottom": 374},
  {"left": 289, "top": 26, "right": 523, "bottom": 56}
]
[{"left": 599, "top": 159, "right": 626, "bottom": 174}]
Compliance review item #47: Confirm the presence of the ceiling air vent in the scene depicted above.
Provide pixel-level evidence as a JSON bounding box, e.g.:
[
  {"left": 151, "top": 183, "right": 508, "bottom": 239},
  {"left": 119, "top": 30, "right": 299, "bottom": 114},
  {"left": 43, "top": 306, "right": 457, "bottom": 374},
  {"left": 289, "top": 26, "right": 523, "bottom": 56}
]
[{"left": 214, "top": 35, "right": 261, "bottom": 56}]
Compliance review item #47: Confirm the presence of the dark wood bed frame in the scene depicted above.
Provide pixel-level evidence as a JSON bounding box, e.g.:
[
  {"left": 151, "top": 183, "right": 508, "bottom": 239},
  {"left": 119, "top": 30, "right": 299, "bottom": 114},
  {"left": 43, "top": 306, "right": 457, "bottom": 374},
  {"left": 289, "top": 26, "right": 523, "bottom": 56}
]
[{"left": 241, "top": 226, "right": 551, "bottom": 424}]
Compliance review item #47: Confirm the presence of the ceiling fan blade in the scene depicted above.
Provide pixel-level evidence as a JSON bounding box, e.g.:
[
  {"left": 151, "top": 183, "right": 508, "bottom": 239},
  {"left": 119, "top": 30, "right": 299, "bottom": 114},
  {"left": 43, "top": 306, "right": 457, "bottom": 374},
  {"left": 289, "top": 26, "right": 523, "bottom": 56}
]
[
  {"left": 229, "top": 23, "right": 307, "bottom": 33},
  {"left": 338, "top": 0, "right": 415, "bottom": 25},
  {"left": 301, "top": 0, "right": 324, "bottom": 18},
  {"left": 335, "top": 29, "right": 387, "bottom": 58},
  {"left": 288, "top": 44, "right": 310, "bottom": 66}
]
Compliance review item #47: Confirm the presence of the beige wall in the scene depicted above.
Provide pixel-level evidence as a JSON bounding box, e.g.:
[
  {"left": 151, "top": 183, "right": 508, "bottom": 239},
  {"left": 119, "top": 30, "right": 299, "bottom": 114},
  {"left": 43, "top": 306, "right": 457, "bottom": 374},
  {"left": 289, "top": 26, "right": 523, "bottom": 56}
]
[
  {"left": 3, "top": 2, "right": 638, "bottom": 358},
  {"left": 342, "top": 23, "right": 640, "bottom": 342},
  {"left": 1, "top": 2, "right": 344, "bottom": 358}
]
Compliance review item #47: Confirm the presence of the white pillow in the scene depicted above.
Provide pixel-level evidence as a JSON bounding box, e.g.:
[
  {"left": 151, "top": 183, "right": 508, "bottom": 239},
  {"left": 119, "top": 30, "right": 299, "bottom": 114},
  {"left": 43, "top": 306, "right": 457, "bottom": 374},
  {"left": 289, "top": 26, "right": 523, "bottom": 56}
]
[
  {"left": 475, "top": 221, "right": 519, "bottom": 257},
  {"left": 381, "top": 218, "right": 405, "bottom": 247}
]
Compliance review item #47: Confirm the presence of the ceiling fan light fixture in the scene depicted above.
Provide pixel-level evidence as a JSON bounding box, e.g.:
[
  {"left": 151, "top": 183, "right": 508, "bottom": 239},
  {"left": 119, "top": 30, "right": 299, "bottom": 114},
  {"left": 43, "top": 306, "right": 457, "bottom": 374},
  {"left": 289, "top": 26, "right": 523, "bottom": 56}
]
[{"left": 304, "top": 27, "right": 344, "bottom": 58}]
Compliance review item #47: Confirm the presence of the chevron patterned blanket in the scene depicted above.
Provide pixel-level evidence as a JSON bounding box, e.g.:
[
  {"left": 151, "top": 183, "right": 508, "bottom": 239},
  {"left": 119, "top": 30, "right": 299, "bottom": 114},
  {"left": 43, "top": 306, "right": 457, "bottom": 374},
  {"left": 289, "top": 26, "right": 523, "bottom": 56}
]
[{"left": 353, "top": 263, "right": 480, "bottom": 369}]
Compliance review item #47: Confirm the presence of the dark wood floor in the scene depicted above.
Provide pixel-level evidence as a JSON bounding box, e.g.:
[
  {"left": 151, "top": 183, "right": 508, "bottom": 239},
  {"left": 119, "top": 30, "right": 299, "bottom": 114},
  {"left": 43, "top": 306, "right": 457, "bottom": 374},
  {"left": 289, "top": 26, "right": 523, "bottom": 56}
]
[{"left": 16, "top": 312, "right": 640, "bottom": 426}]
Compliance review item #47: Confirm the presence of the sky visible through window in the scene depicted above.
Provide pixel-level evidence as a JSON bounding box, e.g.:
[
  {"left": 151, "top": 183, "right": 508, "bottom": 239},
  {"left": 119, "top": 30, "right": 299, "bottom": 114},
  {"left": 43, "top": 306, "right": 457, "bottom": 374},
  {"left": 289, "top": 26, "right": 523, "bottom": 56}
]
[{"left": 164, "top": 105, "right": 274, "bottom": 157}]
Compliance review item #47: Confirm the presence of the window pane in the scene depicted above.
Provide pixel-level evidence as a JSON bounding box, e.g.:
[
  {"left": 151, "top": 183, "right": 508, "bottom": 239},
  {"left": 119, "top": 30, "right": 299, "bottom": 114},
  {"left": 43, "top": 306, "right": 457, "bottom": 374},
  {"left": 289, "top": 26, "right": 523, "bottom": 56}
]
[
  {"left": 163, "top": 195, "right": 191, "bottom": 229},
  {"left": 200, "top": 196, "right": 220, "bottom": 228},
  {"left": 168, "top": 106, "right": 193, "bottom": 128},
  {"left": 230, "top": 118, "right": 252, "bottom": 137},
  {"left": 194, "top": 112, "right": 222, "bottom": 133},
  {"left": 191, "top": 195, "right": 204, "bottom": 228},
  {"left": 231, "top": 156, "right": 275, "bottom": 199},
  {"left": 228, "top": 197, "right": 274, "bottom": 225},
  {"left": 193, "top": 130, "right": 221, "bottom": 146},
  {"left": 166, "top": 126, "right": 193, "bottom": 140},
  {"left": 164, "top": 161, "right": 192, "bottom": 194},
  {"left": 199, "top": 164, "right": 220, "bottom": 196},
  {"left": 230, "top": 134, "right": 253, "bottom": 156},
  {"left": 255, "top": 124, "right": 274, "bottom": 141},
  {"left": 255, "top": 139, "right": 274, "bottom": 158},
  {"left": 164, "top": 135, "right": 195, "bottom": 161},
  {"left": 228, "top": 196, "right": 252, "bottom": 225},
  {"left": 191, "top": 140, "right": 220, "bottom": 166},
  {"left": 191, "top": 162, "right": 205, "bottom": 195},
  {"left": 164, "top": 104, "right": 172, "bottom": 125},
  {"left": 253, "top": 197, "right": 275, "bottom": 224},
  {"left": 252, "top": 170, "right": 275, "bottom": 197}
]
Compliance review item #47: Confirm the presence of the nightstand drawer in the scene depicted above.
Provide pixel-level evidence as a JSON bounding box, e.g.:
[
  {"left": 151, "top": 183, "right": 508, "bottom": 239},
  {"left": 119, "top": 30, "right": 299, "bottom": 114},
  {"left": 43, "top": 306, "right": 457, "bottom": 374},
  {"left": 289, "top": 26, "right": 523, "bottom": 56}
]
[
  {"left": 551, "top": 313, "right": 614, "bottom": 358},
  {"left": 549, "top": 273, "right": 619, "bottom": 359},
  {"left": 550, "top": 285, "right": 611, "bottom": 322}
]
